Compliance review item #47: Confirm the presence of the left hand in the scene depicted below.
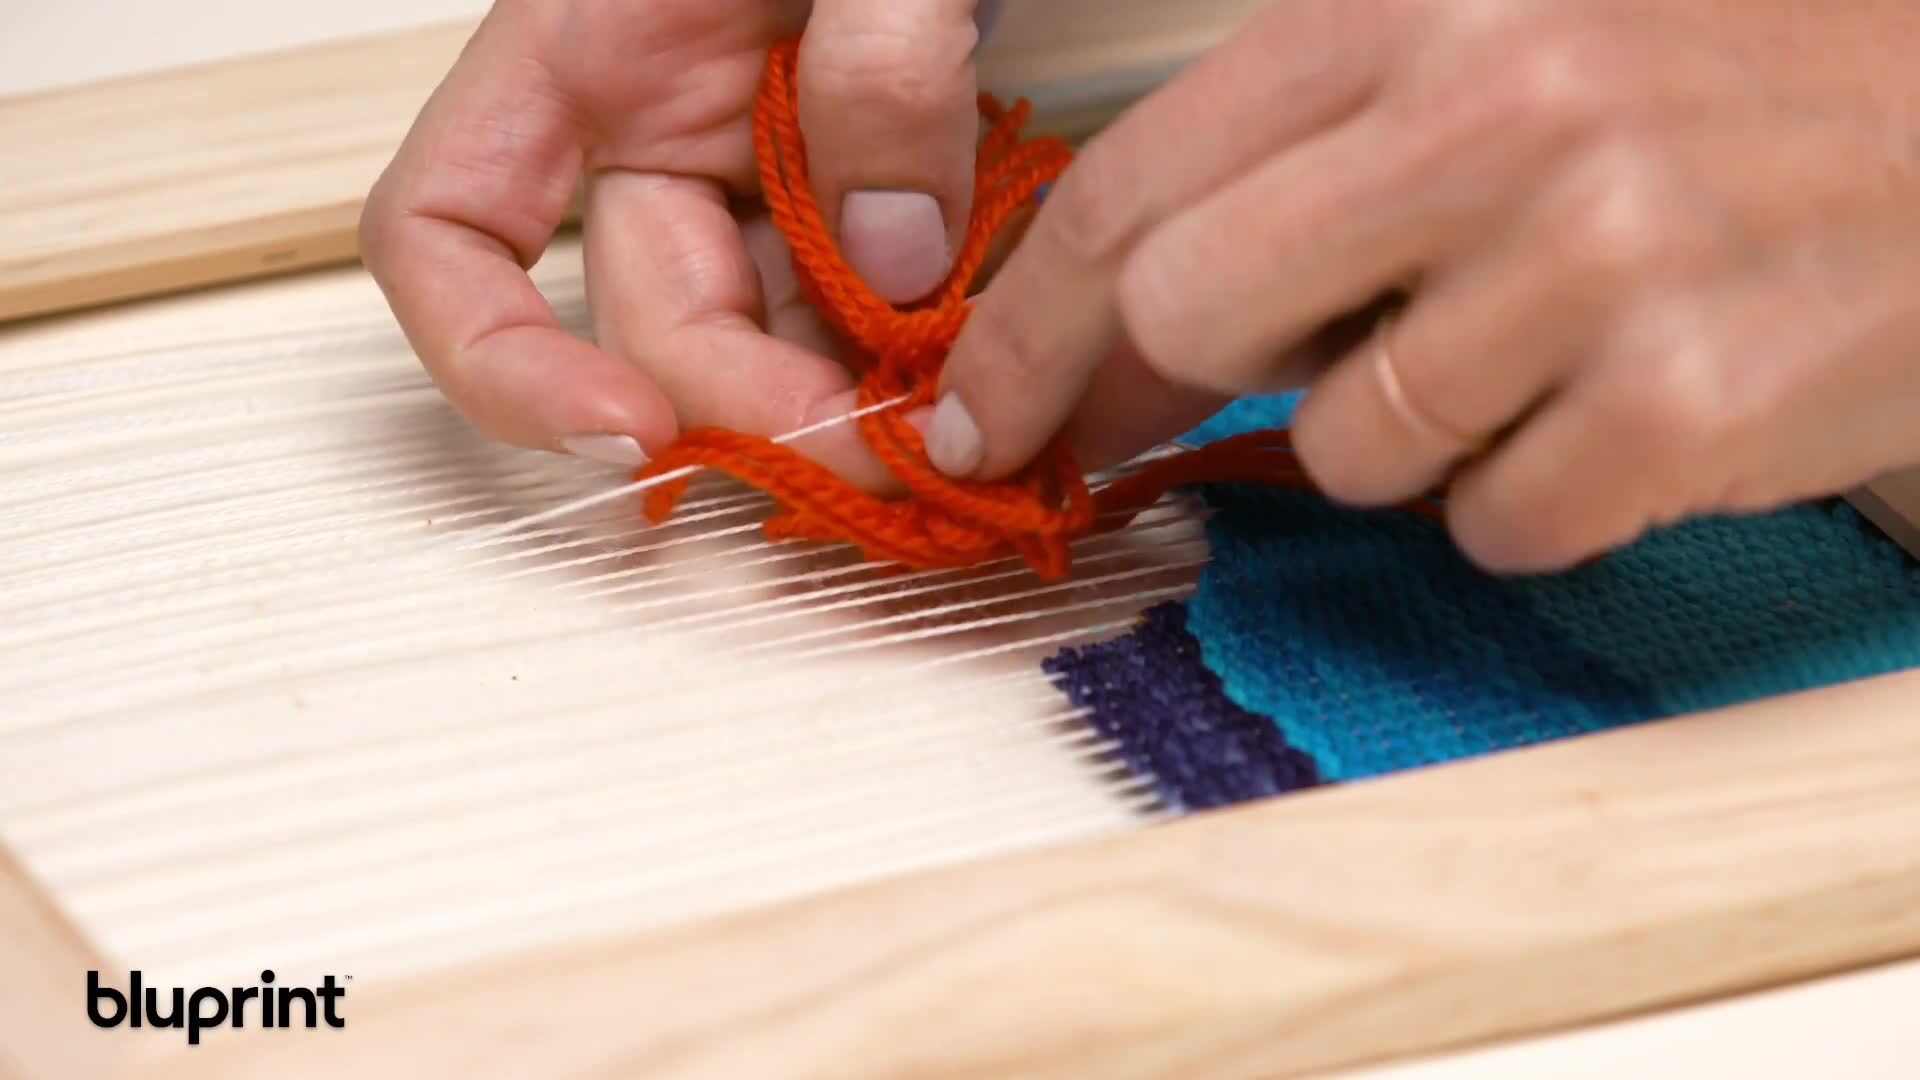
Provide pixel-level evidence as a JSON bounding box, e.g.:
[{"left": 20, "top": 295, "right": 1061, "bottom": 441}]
[
  {"left": 927, "top": 0, "right": 1920, "bottom": 572},
  {"left": 360, "top": 0, "right": 1003, "bottom": 491}
]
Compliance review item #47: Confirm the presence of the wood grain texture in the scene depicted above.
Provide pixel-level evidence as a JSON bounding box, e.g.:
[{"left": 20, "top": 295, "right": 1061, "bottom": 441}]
[
  {"left": 123, "top": 662, "right": 1920, "bottom": 1080},
  {"left": 0, "top": 848, "right": 125, "bottom": 1080},
  {"left": 1330, "top": 957, "right": 1920, "bottom": 1079},
  {"left": 0, "top": 23, "right": 465, "bottom": 322},
  {"left": 0, "top": 0, "right": 1268, "bottom": 324}
]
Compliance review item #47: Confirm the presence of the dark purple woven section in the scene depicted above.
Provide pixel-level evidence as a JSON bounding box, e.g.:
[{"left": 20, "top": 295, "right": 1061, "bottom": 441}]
[{"left": 1043, "top": 602, "right": 1320, "bottom": 811}]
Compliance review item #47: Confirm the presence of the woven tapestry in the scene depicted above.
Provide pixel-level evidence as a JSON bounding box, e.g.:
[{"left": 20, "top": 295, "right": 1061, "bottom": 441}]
[{"left": 1045, "top": 393, "right": 1920, "bottom": 811}]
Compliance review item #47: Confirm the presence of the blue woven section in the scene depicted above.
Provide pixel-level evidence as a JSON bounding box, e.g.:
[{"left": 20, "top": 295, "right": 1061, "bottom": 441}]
[
  {"left": 1173, "top": 394, "right": 1920, "bottom": 782},
  {"left": 1183, "top": 393, "right": 1302, "bottom": 444},
  {"left": 1043, "top": 601, "right": 1321, "bottom": 811}
]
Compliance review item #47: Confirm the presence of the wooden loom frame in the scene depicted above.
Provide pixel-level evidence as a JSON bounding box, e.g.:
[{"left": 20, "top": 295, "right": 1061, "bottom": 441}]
[{"left": 4, "top": 5, "right": 1920, "bottom": 1078}]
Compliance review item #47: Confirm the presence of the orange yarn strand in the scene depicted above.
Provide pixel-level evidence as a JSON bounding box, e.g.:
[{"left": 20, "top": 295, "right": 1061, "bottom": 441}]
[{"left": 632, "top": 37, "right": 1436, "bottom": 580}]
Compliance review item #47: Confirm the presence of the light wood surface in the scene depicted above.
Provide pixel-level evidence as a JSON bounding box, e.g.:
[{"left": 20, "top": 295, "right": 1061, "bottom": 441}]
[
  {"left": 1331, "top": 957, "right": 1920, "bottom": 1079},
  {"left": 0, "top": 23, "right": 466, "bottom": 322},
  {"left": 111, "top": 661, "right": 1920, "bottom": 1079}
]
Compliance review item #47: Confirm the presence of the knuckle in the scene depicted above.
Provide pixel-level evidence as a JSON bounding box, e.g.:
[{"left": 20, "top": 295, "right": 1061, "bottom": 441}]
[
  {"left": 1031, "top": 138, "right": 1143, "bottom": 267},
  {"left": 1449, "top": 466, "right": 1597, "bottom": 573},
  {"left": 1113, "top": 250, "right": 1185, "bottom": 380},
  {"left": 1296, "top": 447, "right": 1372, "bottom": 507},
  {"left": 356, "top": 175, "right": 401, "bottom": 268},
  {"left": 1600, "top": 306, "right": 1733, "bottom": 457},
  {"left": 951, "top": 292, "right": 1049, "bottom": 398},
  {"left": 806, "top": 32, "right": 970, "bottom": 120},
  {"left": 1391, "top": 22, "right": 1632, "bottom": 198},
  {"left": 1470, "top": 499, "right": 1589, "bottom": 572},
  {"left": 946, "top": 295, "right": 1076, "bottom": 473},
  {"left": 1116, "top": 225, "right": 1288, "bottom": 395},
  {"left": 1642, "top": 353, "right": 1731, "bottom": 454},
  {"left": 1465, "top": 28, "right": 1621, "bottom": 145},
  {"left": 1556, "top": 144, "right": 1682, "bottom": 283},
  {"left": 1288, "top": 406, "right": 1375, "bottom": 507},
  {"left": 1448, "top": 481, "right": 1532, "bottom": 567}
]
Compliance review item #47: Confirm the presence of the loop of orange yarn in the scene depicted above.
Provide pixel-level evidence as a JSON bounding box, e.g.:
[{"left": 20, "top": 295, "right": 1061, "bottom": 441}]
[{"left": 632, "top": 37, "right": 1439, "bottom": 579}]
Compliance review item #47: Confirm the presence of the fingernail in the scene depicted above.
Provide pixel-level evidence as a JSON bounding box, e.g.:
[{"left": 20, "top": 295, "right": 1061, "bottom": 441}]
[
  {"left": 925, "top": 392, "right": 984, "bottom": 477},
  {"left": 560, "top": 433, "right": 649, "bottom": 466},
  {"left": 841, "top": 190, "right": 949, "bottom": 304}
]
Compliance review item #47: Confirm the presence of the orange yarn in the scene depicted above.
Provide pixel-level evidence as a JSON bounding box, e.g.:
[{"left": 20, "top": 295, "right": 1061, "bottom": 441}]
[{"left": 632, "top": 37, "right": 1436, "bottom": 579}]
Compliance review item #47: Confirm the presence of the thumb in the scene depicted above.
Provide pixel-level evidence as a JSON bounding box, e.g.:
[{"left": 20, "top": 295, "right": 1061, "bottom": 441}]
[{"left": 797, "top": 0, "right": 994, "bottom": 304}]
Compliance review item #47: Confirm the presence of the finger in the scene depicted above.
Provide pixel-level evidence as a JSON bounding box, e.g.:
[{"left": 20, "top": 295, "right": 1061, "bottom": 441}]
[
  {"left": 359, "top": 7, "right": 676, "bottom": 461},
  {"left": 1439, "top": 285, "right": 1753, "bottom": 574},
  {"left": 1109, "top": 19, "right": 1753, "bottom": 415},
  {"left": 797, "top": 0, "right": 991, "bottom": 304},
  {"left": 1440, "top": 356, "right": 1686, "bottom": 575},
  {"left": 1114, "top": 108, "right": 1450, "bottom": 396},
  {"left": 1448, "top": 223, "right": 1920, "bottom": 575},
  {"left": 928, "top": 0, "right": 1405, "bottom": 481},
  {"left": 1058, "top": 317, "right": 1361, "bottom": 472},
  {"left": 582, "top": 169, "right": 900, "bottom": 493},
  {"left": 1287, "top": 238, "right": 1597, "bottom": 508},
  {"left": 1287, "top": 125, "right": 1750, "bottom": 509},
  {"left": 1059, "top": 338, "right": 1237, "bottom": 471}
]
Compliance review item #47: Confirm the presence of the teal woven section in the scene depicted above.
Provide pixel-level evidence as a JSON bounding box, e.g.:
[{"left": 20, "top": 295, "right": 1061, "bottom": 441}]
[{"left": 1178, "top": 394, "right": 1920, "bottom": 781}]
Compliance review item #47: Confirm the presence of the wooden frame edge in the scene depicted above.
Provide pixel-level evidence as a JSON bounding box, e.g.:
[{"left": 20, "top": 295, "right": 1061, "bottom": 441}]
[
  {"left": 0, "top": 22, "right": 465, "bottom": 323},
  {"left": 0, "top": 202, "right": 364, "bottom": 327},
  {"left": 0, "top": 1, "right": 1267, "bottom": 325},
  {"left": 104, "top": 663, "right": 1920, "bottom": 1080}
]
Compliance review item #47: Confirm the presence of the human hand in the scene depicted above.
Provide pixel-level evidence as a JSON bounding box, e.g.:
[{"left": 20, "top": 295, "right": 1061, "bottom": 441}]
[
  {"left": 928, "top": 0, "right": 1920, "bottom": 572},
  {"left": 360, "top": 0, "right": 1000, "bottom": 490}
]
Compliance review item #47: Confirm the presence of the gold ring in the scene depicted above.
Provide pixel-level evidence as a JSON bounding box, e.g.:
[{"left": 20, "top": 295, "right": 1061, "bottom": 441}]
[{"left": 1368, "top": 311, "right": 1484, "bottom": 455}]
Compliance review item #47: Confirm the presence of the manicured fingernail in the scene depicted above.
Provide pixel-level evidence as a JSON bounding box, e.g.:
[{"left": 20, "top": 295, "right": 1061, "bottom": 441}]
[
  {"left": 925, "top": 392, "right": 983, "bottom": 477},
  {"left": 560, "top": 433, "right": 649, "bottom": 466},
  {"left": 841, "top": 190, "right": 949, "bottom": 304}
]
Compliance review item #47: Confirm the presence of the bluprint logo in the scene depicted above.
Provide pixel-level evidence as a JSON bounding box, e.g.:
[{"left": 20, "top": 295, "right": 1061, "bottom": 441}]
[{"left": 87, "top": 969, "right": 348, "bottom": 1046}]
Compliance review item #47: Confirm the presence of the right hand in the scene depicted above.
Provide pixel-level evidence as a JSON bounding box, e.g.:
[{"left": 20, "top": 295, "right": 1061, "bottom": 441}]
[{"left": 360, "top": 0, "right": 1001, "bottom": 490}]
